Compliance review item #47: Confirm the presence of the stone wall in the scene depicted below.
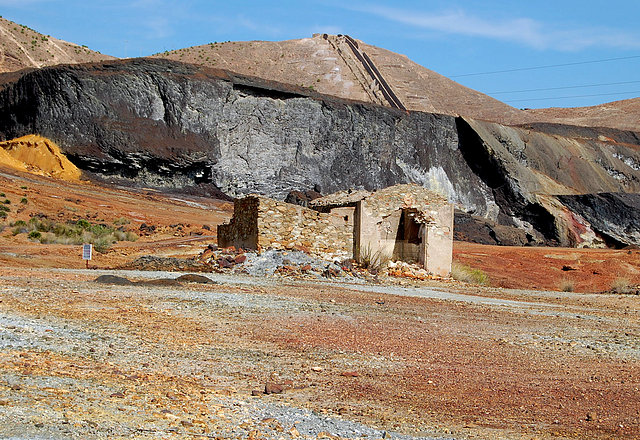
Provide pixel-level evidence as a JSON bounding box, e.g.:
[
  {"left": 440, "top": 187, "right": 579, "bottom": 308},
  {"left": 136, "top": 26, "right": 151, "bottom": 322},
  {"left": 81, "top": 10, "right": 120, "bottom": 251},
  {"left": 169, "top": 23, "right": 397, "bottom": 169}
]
[
  {"left": 219, "top": 196, "right": 354, "bottom": 260},
  {"left": 217, "top": 197, "right": 259, "bottom": 249}
]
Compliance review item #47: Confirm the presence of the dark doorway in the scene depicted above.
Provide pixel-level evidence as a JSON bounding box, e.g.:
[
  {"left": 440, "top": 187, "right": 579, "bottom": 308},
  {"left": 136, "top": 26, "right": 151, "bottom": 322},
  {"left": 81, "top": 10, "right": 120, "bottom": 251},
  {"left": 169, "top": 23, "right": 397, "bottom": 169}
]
[{"left": 392, "top": 209, "right": 422, "bottom": 262}]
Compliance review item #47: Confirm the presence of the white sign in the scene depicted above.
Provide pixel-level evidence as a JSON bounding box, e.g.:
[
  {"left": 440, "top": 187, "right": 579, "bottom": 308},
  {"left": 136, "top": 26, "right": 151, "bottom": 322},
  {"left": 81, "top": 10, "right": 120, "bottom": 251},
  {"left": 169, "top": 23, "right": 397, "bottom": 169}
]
[{"left": 82, "top": 243, "right": 93, "bottom": 260}]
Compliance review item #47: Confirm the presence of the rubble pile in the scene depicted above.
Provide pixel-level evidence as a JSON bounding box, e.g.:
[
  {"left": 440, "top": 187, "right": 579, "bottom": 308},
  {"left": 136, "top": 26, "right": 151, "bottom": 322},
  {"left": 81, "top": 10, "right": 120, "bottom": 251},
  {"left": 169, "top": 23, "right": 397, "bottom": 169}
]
[
  {"left": 385, "top": 261, "right": 448, "bottom": 281},
  {"left": 197, "top": 245, "right": 376, "bottom": 283}
]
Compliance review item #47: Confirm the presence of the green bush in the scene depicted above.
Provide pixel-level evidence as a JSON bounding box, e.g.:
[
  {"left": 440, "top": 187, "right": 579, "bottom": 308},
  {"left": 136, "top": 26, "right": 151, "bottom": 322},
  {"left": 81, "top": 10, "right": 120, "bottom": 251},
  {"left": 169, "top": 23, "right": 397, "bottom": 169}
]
[
  {"left": 0, "top": 205, "right": 9, "bottom": 212},
  {"left": 20, "top": 197, "right": 28, "bottom": 204},
  {"left": 0, "top": 211, "right": 6, "bottom": 219},
  {"left": 76, "top": 219, "right": 90, "bottom": 229},
  {"left": 11, "top": 216, "right": 137, "bottom": 252},
  {"left": 3, "top": 199, "right": 10, "bottom": 204},
  {"left": 28, "top": 231, "right": 41, "bottom": 240}
]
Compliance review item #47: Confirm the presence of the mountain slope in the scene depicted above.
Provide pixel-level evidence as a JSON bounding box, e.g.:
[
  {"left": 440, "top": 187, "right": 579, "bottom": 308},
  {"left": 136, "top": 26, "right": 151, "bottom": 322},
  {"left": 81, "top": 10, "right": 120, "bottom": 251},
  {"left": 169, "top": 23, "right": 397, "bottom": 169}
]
[
  {"left": 0, "top": 17, "right": 114, "bottom": 73},
  {"left": 151, "top": 34, "right": 529, "bottom": 124},
  {"left": 524, "top": 97, "right": 640, "bottom": 132}
]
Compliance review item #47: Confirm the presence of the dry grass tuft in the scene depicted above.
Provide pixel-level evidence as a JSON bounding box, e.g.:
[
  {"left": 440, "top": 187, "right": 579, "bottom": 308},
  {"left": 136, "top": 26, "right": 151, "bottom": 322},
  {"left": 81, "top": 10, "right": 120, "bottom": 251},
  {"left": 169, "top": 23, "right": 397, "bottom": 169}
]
[
  {"left": 559, "top": 279, "right": 575, "bottom": 292},
  {"left": 451, "top": 263, "right": 489, "bottom": 285}
]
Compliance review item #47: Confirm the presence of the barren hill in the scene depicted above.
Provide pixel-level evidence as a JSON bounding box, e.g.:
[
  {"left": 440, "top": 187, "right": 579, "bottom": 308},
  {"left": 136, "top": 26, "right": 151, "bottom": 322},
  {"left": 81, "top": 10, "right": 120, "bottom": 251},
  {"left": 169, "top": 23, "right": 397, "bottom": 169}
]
[
  {"left": 151, "top": 34, "right": 529, "bottom": 124},
  {"left": 152, "top": 34, "right": 640, "bottom": 131},
  {"left": 0, "top": 17, "right": 114, "bottom": 73},
  {"left": 524, "top": 97, "right": 640, "bottom": 132}
]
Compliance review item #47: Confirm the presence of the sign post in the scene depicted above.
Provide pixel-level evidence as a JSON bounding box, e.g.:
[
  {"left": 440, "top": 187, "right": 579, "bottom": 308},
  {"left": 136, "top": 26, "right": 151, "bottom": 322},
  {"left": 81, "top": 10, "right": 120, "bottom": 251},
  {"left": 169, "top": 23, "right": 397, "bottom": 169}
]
[{"left": 82, "top": 243, "right": 92, "bottom": 269}]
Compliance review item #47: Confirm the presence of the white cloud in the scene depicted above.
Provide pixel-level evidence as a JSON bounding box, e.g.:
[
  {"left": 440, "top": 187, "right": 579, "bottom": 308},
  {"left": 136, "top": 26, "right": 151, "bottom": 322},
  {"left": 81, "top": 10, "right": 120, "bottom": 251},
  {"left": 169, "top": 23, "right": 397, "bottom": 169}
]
[{"left": 361, "top": 5, "right": 640, "bottom": 51}]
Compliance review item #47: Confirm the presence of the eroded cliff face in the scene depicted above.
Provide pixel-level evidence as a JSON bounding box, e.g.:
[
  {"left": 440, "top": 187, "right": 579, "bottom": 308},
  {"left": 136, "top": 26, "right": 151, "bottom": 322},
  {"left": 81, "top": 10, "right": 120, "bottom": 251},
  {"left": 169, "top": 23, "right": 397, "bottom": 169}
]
[
  {"left": 0, "top": 59, "right": 495, "bottom": 213},
  {"left": 0, "top": 59, "right": 638, "bottom": 246}
]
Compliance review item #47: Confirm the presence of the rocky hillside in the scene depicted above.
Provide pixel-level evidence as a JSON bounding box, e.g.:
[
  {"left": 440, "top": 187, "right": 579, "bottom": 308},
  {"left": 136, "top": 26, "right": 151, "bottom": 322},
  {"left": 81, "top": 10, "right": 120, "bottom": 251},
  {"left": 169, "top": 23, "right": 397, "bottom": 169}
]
[
  {"left": 152, "top": 34, "right": 639, "bottom": 131},
  {"left": 151, "top": 34, "right": 528, "bottom": 124},
  {"left": 0, "top": 17, "right": 113, "bottom": 73},
  {"left": 0, "top": 58, "right": 638, "bottom": 247}
]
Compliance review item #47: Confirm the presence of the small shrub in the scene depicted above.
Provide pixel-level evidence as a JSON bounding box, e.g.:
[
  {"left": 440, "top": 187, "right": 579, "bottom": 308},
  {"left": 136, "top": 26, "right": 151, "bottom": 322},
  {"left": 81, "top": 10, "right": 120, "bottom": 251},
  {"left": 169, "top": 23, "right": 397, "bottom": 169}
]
[
  {"left": 12, "top": 220, "right": 27, "bottom": 227},
  {"left": 559, "top": 279, "right": 575, "bottom": 292},
  {"left": 0, "top": 205, "right": 9, "bottom": 212},
  {"left": 359, "top": 244, "right": 390, "bottom": 271},
  {"left": 93, "top": 237, "right": 113, "bottom": 253},
  {"left": 20, "top": 185, "right": 27, "bottom": 190},
  {"left": 0, "top": 192, "right": 4, "bottom": 197},
  {"left": 0, "top": 211, "right": 6, "bottom": 219},
  {"left": 3, "top": 199, "right": 10, "bottom": 204},
  {"left": 610, "top": 278, "right": 632, "bottom": 294},
  {"left": 76, "top": 219, "right": 90, "bottom": 229},
  {"left": 113, "top": 217, "right": 130, "bottom": 226},
  {"left": 12, "top": 226, "right": 27, "bottom": 236},
  {"left": 451, "top": 263, "right": 489, "bottom": 285},
  {"left": 20, "top": 197, "right": 28, "bottom": 204},
  {"left": 28, "top": 230, "right": 41, "bottom": 240}
]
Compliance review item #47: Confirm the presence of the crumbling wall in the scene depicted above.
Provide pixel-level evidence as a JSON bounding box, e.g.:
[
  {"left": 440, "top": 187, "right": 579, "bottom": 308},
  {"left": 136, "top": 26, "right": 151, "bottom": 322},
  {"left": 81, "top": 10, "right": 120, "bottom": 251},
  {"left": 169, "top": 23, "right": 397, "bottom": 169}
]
[
  {"left": 424, "top": 204, "right": 454, "bottom": 276},
  {"left": 217, "top": 197, "right": 259, "bottom": 249},
  {"left": 354, "top": 184, "right": 453, "bottom": 276},
  {"left": 256, "top": 197, "right": 353, "bottom": 259},
  {"left": 219, "top": 196, "right": 354, "bottom": 260}
]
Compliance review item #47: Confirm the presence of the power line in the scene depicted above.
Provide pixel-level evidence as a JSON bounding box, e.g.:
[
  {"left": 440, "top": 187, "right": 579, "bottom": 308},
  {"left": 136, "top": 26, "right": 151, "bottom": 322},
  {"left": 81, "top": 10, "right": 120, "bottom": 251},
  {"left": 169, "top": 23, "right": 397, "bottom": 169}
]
[
  {"left": 451, "top": 55, "right": 640, "bottom": 78},
  {"left": 504, "top": 90, "right": 640, "bottom": 103},
  {"left": 490, "top": 80, "right": 640, "bottom": 95}
]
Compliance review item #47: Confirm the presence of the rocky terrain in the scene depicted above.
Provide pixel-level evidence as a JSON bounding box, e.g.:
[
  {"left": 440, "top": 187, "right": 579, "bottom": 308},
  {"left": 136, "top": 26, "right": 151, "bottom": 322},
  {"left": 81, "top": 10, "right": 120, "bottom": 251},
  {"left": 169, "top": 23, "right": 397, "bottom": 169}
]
[
  {"left": 1, "top": 162, "right": 639, "bottom": 440},
  {"left": 0, "top": 17, "right": 114, "bottom": 73},
  {"left": 1, "top": 260, "right": 639, "bottom": 440},
  {"left": 151, "top": 34, "right": 526, "bottom": 125}
]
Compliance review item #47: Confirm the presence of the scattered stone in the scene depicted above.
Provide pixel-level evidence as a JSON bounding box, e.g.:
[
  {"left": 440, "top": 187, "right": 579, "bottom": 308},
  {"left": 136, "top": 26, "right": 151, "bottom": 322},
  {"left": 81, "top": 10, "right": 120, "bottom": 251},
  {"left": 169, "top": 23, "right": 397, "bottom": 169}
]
[
  {"left": 340, "top": 371, "right": 360, "bottom": 377},
  {"left": 94, "top": 275, "right": 134, "bottom": 285},
  {"left": 586, "top": 412, "right": 597, "bottom": 421},
  {"left": 175, "top": 274, "right": 215, "bottom": 284},
  {"left": 251, "top": 390, "right": 263, "bottom": 397},
  {"left": 289, "top": 425, "right": 301, "bottom": 438},
  {"left": 264, "top": 382, "right": 284, "bottom": 394},
  {"left": 235, "top": 254, "right": 247, "bottom": 264},
  {"left": 311, "top": 366, "right": 323, "bottom": 372}
]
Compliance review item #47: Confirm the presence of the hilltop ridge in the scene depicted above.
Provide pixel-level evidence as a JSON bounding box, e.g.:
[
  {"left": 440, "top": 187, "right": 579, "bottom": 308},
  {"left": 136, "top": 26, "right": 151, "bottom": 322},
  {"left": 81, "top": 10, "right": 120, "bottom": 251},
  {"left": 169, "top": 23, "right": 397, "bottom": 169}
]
[{"left": 0, "top": 17, "right": 114, "bottom": 73}]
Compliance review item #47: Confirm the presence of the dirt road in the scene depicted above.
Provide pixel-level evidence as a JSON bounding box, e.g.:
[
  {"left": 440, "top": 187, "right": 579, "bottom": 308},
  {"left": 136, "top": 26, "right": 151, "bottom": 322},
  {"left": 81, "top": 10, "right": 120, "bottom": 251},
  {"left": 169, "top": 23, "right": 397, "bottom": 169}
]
[{"left": 1, "top": 267, "right": 638, "bottom": 439}]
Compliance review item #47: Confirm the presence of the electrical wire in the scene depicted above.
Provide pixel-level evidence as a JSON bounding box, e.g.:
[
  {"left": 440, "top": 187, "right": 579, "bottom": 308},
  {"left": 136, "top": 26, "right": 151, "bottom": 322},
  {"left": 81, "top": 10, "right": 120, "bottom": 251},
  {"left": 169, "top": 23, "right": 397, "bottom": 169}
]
[
  {"left": 489, "top": 80, "right": 640, "bottom": 95},
  {"left": 504, "top": 90, "right": 640, "bottom": 103},
  {"left": 451, "top": 55, "right": 640, "bottom": 78}
]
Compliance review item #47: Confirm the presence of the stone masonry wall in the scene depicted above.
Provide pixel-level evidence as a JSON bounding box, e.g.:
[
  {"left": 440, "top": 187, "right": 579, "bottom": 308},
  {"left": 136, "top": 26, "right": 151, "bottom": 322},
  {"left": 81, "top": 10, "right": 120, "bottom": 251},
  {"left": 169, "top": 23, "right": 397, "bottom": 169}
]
[
  {"left": 255, "top": 197, "right": 353, "bottom": 260},
  {"left": 217, "top": 197, "right": 259, "bottom": 249}
]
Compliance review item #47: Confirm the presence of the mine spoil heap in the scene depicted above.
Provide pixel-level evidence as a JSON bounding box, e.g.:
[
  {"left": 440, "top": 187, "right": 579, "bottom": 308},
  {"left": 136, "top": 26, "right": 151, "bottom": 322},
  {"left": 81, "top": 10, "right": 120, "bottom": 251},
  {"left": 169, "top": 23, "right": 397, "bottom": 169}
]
[{"left": 0, "top": 55, "right": 638, "bottom": 248}]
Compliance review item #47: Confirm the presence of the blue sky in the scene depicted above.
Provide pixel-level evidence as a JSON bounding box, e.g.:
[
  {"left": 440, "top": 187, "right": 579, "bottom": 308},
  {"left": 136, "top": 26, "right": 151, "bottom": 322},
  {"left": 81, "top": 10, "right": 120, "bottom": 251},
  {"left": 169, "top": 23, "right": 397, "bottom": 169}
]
[{"left": 2, "top": 0, "right": 639, "bottom": 109}]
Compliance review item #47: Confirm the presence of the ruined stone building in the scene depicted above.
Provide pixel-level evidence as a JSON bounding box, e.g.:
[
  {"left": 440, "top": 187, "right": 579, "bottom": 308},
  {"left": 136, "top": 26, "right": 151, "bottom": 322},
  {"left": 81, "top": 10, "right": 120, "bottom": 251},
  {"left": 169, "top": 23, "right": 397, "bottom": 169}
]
[{"left": 218, "top": 184, "right": 453, "bottom": 276}]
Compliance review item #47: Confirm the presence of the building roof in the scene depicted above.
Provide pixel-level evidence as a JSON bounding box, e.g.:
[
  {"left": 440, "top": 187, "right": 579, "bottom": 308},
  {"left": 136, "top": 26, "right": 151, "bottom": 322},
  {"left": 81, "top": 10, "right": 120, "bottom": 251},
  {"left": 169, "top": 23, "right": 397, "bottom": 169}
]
[
  {"left": 309, "top": 189, "right": 371, "bottom": 210},
  {"left": 310, "top": 184, "right": 449, "bottom": 215}
]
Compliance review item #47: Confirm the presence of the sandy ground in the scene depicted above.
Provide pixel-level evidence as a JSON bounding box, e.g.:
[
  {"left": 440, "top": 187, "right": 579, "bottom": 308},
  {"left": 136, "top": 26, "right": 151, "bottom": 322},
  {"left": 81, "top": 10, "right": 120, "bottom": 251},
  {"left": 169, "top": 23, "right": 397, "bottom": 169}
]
[{"left": 1, "top": 167, "right": 639, "bottom": 439}]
